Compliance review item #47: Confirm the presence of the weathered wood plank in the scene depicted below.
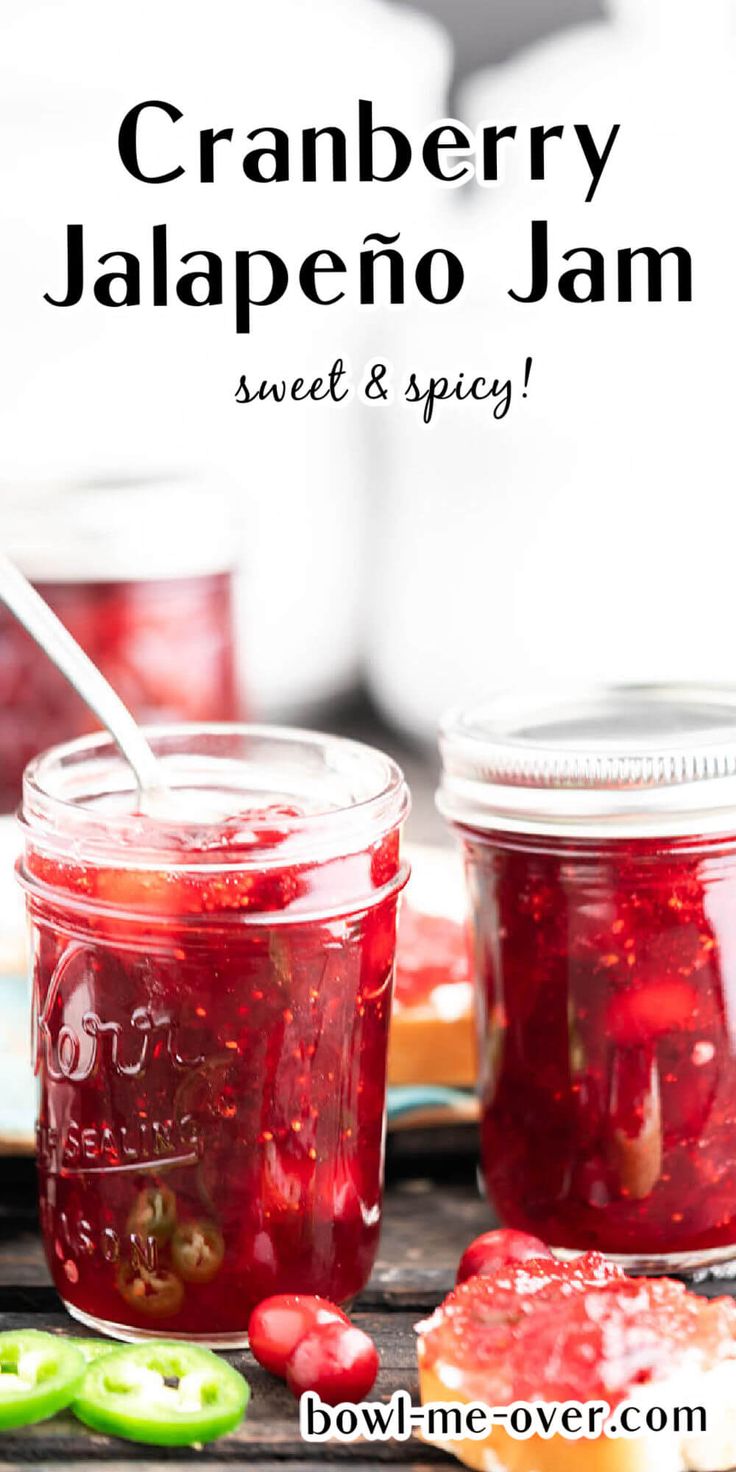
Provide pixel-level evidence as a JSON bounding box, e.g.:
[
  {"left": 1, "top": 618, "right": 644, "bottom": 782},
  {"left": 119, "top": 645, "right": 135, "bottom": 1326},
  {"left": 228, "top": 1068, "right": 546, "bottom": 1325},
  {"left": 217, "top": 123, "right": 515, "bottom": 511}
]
[
  {"left": 0, "top": 1342, "right": 443, "bottom": 1467},
  {"left": 365, "top": 1179, "right": 491, "bottom": 1307},
  {"left": 0, "top": 1435, "right": 449, "bottom": 1467},
  {"left": 0, "top": 1308, "right": 432, "bottom": 1463},
  {"left": 0, "top": 1459, "right": 444, "bottom": 1470},
  {"left": 0, "top": 1464, "right": 443, "bottom": 1471},
  {"left": 0, "top": 1165, "right": 734, "bottom": 1468},
  {"left": 0, "top": 1465, "right": 443, "bottom": 1472}
]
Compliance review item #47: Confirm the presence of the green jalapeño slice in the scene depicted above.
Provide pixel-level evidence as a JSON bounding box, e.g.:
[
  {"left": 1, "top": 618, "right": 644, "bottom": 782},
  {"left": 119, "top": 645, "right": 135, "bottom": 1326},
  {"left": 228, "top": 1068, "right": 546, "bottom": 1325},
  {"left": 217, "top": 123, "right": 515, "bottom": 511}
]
[
  {"left": 0, "top": 1330, "right": 86, "bottom": 1428},
  {"left": 72, "top": 1341, "right": 250, "bottom": 1446}
]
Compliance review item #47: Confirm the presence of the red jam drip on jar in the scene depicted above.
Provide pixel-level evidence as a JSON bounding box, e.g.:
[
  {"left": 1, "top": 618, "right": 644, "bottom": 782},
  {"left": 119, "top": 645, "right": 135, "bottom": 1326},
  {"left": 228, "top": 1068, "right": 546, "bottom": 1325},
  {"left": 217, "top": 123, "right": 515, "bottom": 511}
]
[
  {"left": 28, "top": 805, "right": 401, "bottom": 1337},
  {"left": 0, "top": 574, "right": 236, "bottom": 812},
  {"left": 394, "top": 909, "right": 470, "bottom": 1010},
  {"left": 466, "top": 830, "right": 736, "bottom": 1257}
]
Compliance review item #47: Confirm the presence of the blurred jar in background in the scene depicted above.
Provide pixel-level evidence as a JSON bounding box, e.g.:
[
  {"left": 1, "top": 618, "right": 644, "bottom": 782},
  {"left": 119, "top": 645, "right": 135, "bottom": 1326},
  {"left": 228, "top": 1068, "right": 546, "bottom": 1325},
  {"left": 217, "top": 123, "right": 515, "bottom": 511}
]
[
  {"left": 0, "top": 479, "right": 238, "bottom": 812},
  {"left": 365, "top": 0, "right": 735, "bottom": 743},
  {"left": 0, "top": 0, "right": 452, "bottom": 727}
]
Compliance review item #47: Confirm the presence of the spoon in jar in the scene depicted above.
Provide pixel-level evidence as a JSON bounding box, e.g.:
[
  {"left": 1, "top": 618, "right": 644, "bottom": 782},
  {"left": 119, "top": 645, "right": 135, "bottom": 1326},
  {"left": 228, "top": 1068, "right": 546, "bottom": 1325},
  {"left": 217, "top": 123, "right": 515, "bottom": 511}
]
[{"left": 0, "top": 550, "right": 168, "bottom": 807}]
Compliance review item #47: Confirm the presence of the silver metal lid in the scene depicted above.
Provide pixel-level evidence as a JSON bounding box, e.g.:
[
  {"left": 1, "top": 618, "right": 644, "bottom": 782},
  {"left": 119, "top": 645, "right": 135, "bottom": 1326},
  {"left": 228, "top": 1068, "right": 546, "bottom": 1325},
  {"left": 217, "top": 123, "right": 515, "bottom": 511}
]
[{"left": 438, "top": 685, "right": 736, "bottom": 838}]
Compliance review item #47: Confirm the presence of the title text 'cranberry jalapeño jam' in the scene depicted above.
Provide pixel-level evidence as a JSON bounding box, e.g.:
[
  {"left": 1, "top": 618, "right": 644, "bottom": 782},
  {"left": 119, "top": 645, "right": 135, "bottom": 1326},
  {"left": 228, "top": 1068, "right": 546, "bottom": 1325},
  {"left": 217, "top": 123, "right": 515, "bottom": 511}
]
[
  {"left": 19, "top": 725, "right": 409, "bottom": 1344},
  {"left": 439, "top": 686, "right": 736, "bottom": 1274}
]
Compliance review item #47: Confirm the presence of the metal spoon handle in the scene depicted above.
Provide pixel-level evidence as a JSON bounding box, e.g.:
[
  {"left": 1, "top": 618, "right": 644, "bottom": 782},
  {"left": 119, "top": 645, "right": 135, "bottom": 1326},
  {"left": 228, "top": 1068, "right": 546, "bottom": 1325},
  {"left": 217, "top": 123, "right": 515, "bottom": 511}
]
[{"left": 0, "top": 551, "right": 163, "bottom": 796}]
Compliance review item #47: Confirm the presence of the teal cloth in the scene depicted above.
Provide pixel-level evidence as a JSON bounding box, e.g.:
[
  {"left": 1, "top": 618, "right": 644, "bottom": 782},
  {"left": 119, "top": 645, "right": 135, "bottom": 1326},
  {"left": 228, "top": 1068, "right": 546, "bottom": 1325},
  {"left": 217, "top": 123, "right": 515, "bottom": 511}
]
[{"left": 387, "top": 1085, "right": 474, "bottom": 1121}]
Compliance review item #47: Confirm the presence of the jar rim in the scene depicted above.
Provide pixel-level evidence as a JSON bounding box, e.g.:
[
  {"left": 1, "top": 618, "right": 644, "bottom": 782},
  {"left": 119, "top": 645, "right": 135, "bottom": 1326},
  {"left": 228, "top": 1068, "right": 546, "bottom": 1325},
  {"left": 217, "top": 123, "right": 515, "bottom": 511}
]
[
  {"left": 20, "top": 722, "right": 410, "bottom": 870},
  {"left": 438, "top": 683, "right": 736, "bottom": 838},
  {"left": 1, "top": 475, "right": 234, "bottom": 581}
]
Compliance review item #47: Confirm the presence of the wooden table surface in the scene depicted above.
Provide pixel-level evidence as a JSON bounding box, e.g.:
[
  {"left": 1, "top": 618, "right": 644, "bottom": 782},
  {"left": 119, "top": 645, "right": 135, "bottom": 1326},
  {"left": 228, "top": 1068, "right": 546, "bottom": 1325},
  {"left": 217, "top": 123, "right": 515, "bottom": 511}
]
[
  {"left": 2, "top": 1139, "right": 736, "bottom": 1472},
  {"left": 0, "top": 1136, "right": 490, "bottom": 1471}
]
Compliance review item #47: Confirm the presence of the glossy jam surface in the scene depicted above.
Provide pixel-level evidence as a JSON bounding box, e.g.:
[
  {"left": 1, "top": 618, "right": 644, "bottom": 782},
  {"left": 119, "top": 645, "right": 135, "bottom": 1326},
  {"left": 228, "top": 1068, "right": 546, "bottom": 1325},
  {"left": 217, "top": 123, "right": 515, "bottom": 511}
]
[
  {"left": 0, "top": 573, "right": 236, "bottom": 812},
  {"left": 27, "top": 808, "right": 401, "bottom": 1339},
  {"left": 464, "top": 830, "right": 736, "bottom": 1258},
  {"left": 418, "top": 1253, "right": 736, "bottom": 1407}
]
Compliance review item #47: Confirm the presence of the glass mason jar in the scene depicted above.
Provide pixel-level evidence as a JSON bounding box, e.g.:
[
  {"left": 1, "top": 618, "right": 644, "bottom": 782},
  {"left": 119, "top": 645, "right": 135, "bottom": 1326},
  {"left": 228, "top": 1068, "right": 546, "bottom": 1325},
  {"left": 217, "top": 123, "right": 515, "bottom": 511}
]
[
  {"left": 439, "top": 685, "right": 736, "bottom": 1274},
  {"left": 0, "top": 479, "right": 238, "bottom": 813},
  {"left": 18, "top": 725, "right": 409, "bottom": 1344}
]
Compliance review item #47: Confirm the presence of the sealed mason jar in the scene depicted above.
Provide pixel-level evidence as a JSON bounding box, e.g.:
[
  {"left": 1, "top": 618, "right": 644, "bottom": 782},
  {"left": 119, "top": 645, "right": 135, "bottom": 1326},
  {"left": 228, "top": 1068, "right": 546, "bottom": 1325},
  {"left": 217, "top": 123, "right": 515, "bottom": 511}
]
[
  {"left": 19, "top": 725, "right": 409, "bottom": 1344},
  {"left": 439, "top": 685, "right": 736, "bottom": 1273},
  {"left": 0, "top": 479, "right": 238, "bottom": 813}
]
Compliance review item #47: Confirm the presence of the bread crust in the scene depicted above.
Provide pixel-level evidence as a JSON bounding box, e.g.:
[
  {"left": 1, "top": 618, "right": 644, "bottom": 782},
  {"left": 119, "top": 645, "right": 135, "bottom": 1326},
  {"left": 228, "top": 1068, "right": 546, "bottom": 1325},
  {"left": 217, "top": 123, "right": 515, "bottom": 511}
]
[
  {"left": 418, "top": 1355, "right": 736, "bottom": 1472},
  {"left": 388, "top": 1006, "right": 476, "bottom": 1088}
]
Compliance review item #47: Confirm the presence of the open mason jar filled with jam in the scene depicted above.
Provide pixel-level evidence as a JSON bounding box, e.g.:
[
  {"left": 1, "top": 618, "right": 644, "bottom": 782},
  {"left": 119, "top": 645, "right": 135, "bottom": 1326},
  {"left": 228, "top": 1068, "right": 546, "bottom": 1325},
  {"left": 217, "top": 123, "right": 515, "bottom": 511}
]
[
  {"left": 18, "top": 725, "right": 409, "bottom": 1344},
  {"left": 439, "top": 685, "right": 736, "bottom": 1273},
  {"left": 0, "top": 479, "right": 238, "bottom": 814}
]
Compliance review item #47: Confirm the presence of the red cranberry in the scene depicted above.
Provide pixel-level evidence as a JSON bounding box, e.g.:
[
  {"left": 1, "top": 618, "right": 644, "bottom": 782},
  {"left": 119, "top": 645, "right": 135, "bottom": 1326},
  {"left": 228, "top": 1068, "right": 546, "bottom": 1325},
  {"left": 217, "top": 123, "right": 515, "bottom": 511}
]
[
  {"left": 285, "top": 1320, "right": 379, "bottom": 1404},
  {"left": 248, "top": 1294, "right": 348, "bottom": 1378},
  {"left": 456, "top": 1228, "right": 552, "bottom": 1283}
]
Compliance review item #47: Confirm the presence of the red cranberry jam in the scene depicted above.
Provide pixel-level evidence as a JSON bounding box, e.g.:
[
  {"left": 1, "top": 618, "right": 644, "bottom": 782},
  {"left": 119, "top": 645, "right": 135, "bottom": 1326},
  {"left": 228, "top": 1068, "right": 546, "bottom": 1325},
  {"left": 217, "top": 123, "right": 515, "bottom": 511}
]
[
  {"left": 439, "top": 685, "right": 736, "bottom": 1272},
  {"left": 19, "top": 726, "right": 409, "bottom": 1345}
]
